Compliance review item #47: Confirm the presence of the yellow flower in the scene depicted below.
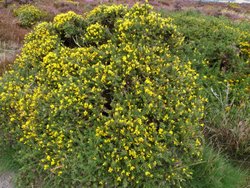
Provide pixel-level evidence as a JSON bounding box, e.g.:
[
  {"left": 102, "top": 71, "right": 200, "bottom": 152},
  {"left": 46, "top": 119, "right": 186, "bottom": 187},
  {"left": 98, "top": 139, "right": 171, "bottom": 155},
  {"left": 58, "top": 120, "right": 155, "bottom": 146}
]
[
  {"left": 46, "top": 155, "right": 51, "bottom": 161},
  {"left": 130, "top": 166, "right": 135, "bottom": 171},
  {"left": 108, "top": 167, "right": 113, "bottom": 173},
  {"left": 44, "top": 164, "right": 49, "bottom": 170}
]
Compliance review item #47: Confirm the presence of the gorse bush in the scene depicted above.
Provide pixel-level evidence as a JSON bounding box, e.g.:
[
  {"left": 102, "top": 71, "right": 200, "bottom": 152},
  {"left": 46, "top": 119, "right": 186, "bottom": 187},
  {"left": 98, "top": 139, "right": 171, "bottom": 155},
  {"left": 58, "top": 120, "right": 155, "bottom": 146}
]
[
  {"left": 0, "top": 3, "right": 206, "bottom": 187},
  {"left": 13, "top": 4, "right": 47, "bottom": 28}
]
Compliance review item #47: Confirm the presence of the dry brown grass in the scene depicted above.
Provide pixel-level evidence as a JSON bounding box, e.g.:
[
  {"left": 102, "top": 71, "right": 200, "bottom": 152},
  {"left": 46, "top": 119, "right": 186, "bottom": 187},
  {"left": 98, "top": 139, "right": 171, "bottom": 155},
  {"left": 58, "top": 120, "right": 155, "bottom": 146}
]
[
  {"left": 0, "top": 7, "right": 25, "bottom": 75},
  {"left": 0, "top": 41, "right": 19, "bottom": 76},
  {"left": 204, "top": 115, "right": 250, "bottom": 160},
  {"left": 0, "top": 58, "right": 14, "bottom": 76},
  {"left": 0, "top": 7, "right": 28, "bottom": 43}
]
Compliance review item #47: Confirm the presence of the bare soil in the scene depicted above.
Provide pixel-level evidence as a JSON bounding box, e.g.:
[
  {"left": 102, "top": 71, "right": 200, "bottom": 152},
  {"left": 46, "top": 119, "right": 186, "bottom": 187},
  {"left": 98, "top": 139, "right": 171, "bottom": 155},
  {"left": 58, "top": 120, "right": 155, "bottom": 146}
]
[{"left": 0, "top": 172, "right": 14, "bottom": 188}]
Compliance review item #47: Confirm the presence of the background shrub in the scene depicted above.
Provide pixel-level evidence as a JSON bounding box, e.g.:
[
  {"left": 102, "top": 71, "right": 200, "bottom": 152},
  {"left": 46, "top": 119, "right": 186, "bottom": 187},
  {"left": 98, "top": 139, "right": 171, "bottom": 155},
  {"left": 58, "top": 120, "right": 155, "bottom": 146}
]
[
  {"left": 13, "top": 4, "right": 47, "bottom": 28},
  {"left": 164, "top": 11, "right": 250, "bottom": 77},
  {"left": 0, "top": 3, "right": 205, "bottom": 187},
  {"left": 161, "top": 10, "right": 250, "bottom": 159}
]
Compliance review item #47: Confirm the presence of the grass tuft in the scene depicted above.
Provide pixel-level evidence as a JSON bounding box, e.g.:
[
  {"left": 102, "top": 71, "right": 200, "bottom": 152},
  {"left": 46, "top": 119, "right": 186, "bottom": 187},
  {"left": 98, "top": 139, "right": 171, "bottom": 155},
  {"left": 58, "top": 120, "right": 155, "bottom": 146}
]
[
  {"left": 187, "top": 146, "right": 248, "bottom": 188},
  {"left": 0, "top": 147, "right": 20, "bottom": 173}
]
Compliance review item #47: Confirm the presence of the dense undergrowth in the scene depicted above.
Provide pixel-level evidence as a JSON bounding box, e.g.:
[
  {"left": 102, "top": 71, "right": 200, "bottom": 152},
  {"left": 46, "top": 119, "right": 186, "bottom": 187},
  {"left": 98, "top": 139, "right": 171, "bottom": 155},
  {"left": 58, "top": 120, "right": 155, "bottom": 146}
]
[
  {"left": 162, "top": 10, "right": 250, "bottom": 159},
  {"left": 0, "top": 1, "right": 249, "bottom": 188}
]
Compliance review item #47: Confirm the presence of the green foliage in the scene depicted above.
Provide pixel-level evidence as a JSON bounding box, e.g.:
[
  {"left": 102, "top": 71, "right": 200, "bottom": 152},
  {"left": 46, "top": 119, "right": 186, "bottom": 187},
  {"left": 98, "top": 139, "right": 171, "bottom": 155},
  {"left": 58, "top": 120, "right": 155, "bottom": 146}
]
[
  {"left": 0, "top": 3, "right": 205, "bottom": 187},
  {"left": 186, "top": 146, "right": 247, "bottom": 188},
  {"left": 164, "top": 11, "right": 250, "bottom": 73},
  {"left": 13, "top": 4, "right": 47, "bottom": 28},
  {"left": 161, "top": 10, "right": 250, "bottom": 159}
]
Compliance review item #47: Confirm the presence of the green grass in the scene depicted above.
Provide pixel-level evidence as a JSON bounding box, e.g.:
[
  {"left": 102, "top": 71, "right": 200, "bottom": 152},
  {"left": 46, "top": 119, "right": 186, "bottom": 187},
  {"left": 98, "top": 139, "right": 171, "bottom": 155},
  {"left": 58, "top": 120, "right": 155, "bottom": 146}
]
[
  {"left": 0, "top": 146, "right": 20, "bottom": 173},
  {"left": 186, "top": 146, "right": 248, "bottom": 188}
]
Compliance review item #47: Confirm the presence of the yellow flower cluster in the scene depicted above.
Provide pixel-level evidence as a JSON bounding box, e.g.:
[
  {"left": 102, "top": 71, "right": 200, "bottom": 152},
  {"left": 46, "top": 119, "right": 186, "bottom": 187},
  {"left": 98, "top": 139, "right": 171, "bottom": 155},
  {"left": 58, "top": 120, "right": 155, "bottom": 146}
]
[
  {"left": 86, "top": 4, "right": 127, "bottom": 20},
  {"left": 236, "top": 29, "right": 250, "bottom": 59},
  {"left": 54, "top": 11, "right": 82, "bottom": 30},
  {"left": 84, "top": 23, "right": 106, "bottom": 44},
  {"left": 20, "top": 23, "right": 59, "bottom": 67}
]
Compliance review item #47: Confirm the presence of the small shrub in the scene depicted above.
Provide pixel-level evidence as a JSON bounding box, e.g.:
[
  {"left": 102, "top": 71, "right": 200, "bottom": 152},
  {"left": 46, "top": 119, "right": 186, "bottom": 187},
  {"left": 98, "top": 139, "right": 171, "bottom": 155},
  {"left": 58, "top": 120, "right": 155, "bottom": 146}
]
[
  {"left": 0, "top": 3, "right": 205, "bottom": 187},
  {"left": 13, "top": 4, "right": 47, "bottom": 28},
  {"left": 164, "top": 11, "right": 250, "bottom": 73}
]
